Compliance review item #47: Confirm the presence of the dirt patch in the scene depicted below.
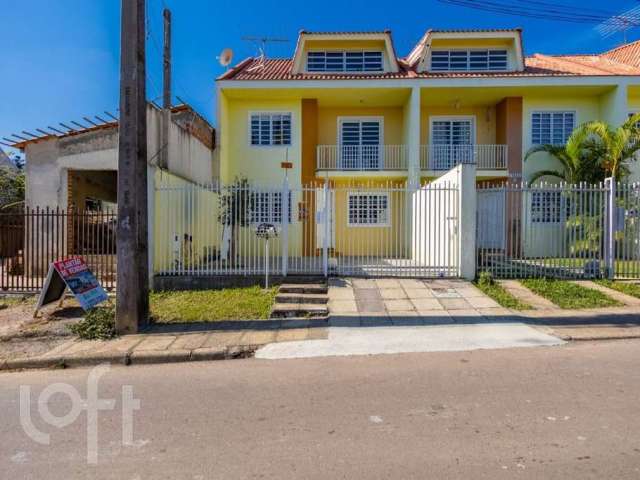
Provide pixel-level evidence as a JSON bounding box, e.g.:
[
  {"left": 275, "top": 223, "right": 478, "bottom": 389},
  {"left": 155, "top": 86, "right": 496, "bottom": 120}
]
[{"left": 0, "top": 297, "right": 84, "bottom": 341}]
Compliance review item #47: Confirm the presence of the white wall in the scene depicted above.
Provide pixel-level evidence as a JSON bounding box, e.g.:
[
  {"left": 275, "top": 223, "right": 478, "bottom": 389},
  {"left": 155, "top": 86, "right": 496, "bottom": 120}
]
[
  {"left": 411, "top": 163, "right": 476, "bottom": 279},
  {"left": 25, "top": 105, "right": 215, "bottom": 209}
]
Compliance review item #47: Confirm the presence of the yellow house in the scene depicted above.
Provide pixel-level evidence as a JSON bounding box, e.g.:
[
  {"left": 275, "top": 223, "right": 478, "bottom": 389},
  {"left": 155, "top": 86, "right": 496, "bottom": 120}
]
[
  {"left": 217, "top": 29, "right": 640, "bottom": 187},
  {"left": 210, "top": 29, "right": 640, "bottom": 274},
  {"left": 140, "top": 28, "right": 640, "bottom": 281}
]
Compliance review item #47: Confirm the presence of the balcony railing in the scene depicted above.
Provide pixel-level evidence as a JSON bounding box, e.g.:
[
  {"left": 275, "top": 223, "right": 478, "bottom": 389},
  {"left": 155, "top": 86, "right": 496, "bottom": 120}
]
[
  {"left": 420, "top": 144, "right": 507, "bottom": 171},
  {"left": 317, "top": 145, "right": 407, "bottom": 171}
]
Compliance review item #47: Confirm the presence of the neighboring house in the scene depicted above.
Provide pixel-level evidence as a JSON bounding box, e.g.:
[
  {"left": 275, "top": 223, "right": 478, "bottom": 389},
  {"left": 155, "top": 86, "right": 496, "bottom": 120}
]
[
  {"left": 8, "top": 103, "right": 216, "bottom": 211},
  {"left": 603, "top": 39, "right": 640, "bottom": 69},
  {"left": 216, "top": 29, "right": 640, "bottom": 187}
]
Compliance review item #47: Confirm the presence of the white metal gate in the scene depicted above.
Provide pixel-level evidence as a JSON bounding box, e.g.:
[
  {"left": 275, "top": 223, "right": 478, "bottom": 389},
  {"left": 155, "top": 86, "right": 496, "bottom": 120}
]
[
  {"left": 154, "top": 173, "right": 462, "bottom": 279},
  {"left": 477, "top": 180, "right": 640, "bottom": 279}
]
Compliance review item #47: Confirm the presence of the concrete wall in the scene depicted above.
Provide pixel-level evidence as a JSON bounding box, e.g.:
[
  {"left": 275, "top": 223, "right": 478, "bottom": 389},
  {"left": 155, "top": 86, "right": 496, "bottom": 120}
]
[{"left": 25, "top": 104, "right": 215, "bottom": 209}]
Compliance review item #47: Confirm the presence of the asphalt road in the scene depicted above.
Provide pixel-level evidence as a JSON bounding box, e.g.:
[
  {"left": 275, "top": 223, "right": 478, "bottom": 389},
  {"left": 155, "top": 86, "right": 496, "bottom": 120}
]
[{"left": 2, "top": 340, "right": 640, "bottom": 479}]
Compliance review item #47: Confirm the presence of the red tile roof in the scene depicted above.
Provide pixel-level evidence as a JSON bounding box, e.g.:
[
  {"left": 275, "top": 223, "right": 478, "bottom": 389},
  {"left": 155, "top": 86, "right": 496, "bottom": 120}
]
[
  {"left": 218, "top": 54, "right": 640, "bottom": 81},
  {"left": 525, "top": 54, "right": 640, "bottom": 76},
  {"left": 603, "top": 40, "right": 640, "bottom": 68}
]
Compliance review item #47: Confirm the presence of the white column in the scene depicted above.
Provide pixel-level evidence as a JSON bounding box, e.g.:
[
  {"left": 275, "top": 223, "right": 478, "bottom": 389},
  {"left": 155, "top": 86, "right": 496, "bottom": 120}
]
[
  {"left": 407, "top": 86, "right": 421, "bottom": 187},
  {"left": 458, "top": 162, "right": 477, "bottom": 280},
  {"left": 601, "top": 84, "right": 628, "bottom": 127}
]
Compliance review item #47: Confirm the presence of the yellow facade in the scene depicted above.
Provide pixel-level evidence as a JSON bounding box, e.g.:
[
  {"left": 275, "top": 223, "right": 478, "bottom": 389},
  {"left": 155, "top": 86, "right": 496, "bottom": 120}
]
[
  {"left": 317, "top": 107, "right": 404, "bottom": 145},
  {"left": 522, "top": 95, "right": 604, "bottom": 182},
  {"left": 221, "top": 98, "right": 302, "bottom": 186},
  {"left": 420, "top": 106, "right": 497, "bottom": 145}
]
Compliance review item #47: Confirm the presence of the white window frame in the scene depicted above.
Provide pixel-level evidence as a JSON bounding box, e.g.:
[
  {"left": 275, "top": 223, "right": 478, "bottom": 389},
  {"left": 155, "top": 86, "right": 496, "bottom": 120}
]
[
  {"left": 337, "top": 116, "right": 385, "bottom": 146},
  {"left": 429, "top": 48, "right": 509, "bottom": 72},
  {"left": 428, "top": 115, "right": 477, "bottom": 145},
  {"left": 530, "top": 110, "right": 576, "bottom": 146},
  {"left": 251, "top": 191, "right": 293, "bottom": 225},
  {"left": 305, "top": 50, "right": 385, "bottom": 73},
  {"left": 346, "top": 192, "right": 391, "bottom": 227},
  {"left": 530, "top": 190, "right": 568, "bottom": 224},
  {"left": 337, "top": 116, "right": 384, "bottom": 170},
  {"left": 248, "top": 111, "right": 293, "bottom": 147}
]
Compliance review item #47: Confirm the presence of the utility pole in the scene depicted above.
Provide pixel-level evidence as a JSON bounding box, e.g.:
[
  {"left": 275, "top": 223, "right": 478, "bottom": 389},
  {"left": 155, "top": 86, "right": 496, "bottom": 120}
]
[
  {"left": 160, "top": 7, "right": 171, "bottom": 169},
  {"left": 116, "top": 0, "right": 149, "bottom": 334}
]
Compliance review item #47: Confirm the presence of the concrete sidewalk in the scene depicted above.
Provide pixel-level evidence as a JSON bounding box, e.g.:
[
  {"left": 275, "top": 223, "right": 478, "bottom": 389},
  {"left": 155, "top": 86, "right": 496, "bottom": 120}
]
[
  {"left": 0, "top": 320, "right": 329, "bottom": 371},
  {"left": 5, "top": 277, "right": 640, "bottom": 370}
]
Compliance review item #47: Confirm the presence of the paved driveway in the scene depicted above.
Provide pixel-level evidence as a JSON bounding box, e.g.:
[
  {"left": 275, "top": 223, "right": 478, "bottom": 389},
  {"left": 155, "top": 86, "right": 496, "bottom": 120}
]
[
  {"left": 256, "top": 278, "right": 564, "bottom": 359},
  {"left": 328, "top": 277, "right": 506, "bottom": 320}
]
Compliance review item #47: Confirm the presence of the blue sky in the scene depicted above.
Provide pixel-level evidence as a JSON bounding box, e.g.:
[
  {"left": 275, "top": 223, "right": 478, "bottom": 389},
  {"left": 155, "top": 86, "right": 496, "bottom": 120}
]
[{"left": 2, "top": 0, "right": 639, "bottom": 155}]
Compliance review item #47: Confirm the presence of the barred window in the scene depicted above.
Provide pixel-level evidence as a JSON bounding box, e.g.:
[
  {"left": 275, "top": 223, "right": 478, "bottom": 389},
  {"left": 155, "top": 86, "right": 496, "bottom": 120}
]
[
  {"left": 307, "top": 51, "right": 383, "bottom": 72},
  {"left": 251, "top": 192, "right": 292, "bottom": 224},
  {"left": 347, "top": 193, "right": 389, "bottom": 226},
  {"left": 250, "top": 113, "right": 292, "bottom": 146},
  {"left": 430, "top": 49, "right": 508, "bottom": 71},
  {"left": 531, "top": 112, "right": 575, "bottom": 145},
  {"left": 531, "top": 191, "right": 568, "bottom": 223}
]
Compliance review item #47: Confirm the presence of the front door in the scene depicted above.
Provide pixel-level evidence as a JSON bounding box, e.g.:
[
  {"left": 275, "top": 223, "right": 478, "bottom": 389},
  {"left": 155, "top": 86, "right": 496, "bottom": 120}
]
[
  {"left": 339, "top": 118, "right": 382, "bottom": 170},
  {"left": 430, "top": 117, "right": 474, "bottom": 170}
]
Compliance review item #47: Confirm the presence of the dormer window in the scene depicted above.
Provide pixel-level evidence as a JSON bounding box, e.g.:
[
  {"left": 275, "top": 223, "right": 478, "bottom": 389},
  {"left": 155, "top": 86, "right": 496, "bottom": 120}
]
[
  {"left": 307, "top": 51, "right": 384, "bottom": 72},
  {"left": 430, "top": 49, "right": 508, "bottom": 72}
]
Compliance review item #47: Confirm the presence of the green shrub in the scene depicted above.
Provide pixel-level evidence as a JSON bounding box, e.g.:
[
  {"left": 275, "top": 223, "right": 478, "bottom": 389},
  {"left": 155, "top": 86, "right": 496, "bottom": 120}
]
[
  {"left": 477, "top": 271, "right": 494, "bottom": 287},
  {"left": 69, "top": 306, "right": 117, "bottom": 340}
]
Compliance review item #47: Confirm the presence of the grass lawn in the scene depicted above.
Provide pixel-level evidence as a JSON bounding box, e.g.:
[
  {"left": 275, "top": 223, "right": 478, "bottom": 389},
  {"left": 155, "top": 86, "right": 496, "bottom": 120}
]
[
  {"left": 150, "top": 286, "right": 278, "bottom": 323},
  {"left": 594, "top": 280, "right": 640, "bottom": 299},
  {"left": 520, "top": 279, "right": 622, "bottom": 309},
  {"left": 474, "top": 280, "right": 531, "bottom": 310}
]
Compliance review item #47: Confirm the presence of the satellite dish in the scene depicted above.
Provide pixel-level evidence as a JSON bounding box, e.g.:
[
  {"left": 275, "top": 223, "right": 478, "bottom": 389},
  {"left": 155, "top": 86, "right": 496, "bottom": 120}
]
[{"left": 218, "top": 48, "right": 233, "bottom": 67}]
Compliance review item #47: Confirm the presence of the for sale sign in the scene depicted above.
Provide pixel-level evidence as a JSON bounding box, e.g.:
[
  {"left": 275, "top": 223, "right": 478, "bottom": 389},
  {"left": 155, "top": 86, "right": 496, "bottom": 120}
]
[{"left": 35, "top": 257, "right": 108, "bottom": 315}]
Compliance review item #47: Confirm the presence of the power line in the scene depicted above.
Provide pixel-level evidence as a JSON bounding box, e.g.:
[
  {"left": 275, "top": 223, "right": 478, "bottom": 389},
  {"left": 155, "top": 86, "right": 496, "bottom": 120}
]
[
  {"left": 144, "top": 1, "right": 214, "bottom": 115},
  {"left": 436, "top": 0, "right": 640, "bottom": 26}
]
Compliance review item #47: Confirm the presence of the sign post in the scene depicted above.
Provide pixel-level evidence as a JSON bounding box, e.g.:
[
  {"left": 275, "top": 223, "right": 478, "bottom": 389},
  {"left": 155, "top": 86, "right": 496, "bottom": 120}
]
[{"left": 34, "top": 257, "right": 108, "bottom": 317}]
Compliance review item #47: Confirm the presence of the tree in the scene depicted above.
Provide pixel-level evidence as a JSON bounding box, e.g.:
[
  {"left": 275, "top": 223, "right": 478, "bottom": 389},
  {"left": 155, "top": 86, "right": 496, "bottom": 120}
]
[
  {"left": 217, "top": 177, "right": 254, "bottom": 264},
  {"left": 580, "top": 112, "right": 640, "bottom": 179},
  {"left": 0, "top": 166, "right": 25, "bottom": 209},
  {"left": 524, "top": 126, "right": 608, "bottom": 184}
]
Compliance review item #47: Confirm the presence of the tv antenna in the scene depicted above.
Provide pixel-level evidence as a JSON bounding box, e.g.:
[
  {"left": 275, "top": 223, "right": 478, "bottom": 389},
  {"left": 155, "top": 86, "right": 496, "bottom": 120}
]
[
  {"left": 596, "top": 5, "right": 640, "bottom": 43},
  {"left": 242, "top": 36, "right": 289, "bottom": 72}
]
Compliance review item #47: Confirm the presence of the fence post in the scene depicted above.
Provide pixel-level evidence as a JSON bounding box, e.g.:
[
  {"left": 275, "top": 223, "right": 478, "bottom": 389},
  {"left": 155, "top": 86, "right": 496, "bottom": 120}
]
[
  {"left": 605, "top": 177, "right": 615, "bottom": 279},
  {"left": 322, "top": 181, "right": 329, "bottom": 277},
  {"left": 281, "top": 176, "right": 289, "bottom": 277},
  {"left": 458, "top": 163, "right": 477, "bottom": 280}
]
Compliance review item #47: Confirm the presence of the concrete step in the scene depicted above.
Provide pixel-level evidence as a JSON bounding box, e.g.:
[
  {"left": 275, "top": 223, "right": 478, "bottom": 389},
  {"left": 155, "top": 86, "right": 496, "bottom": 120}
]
[
  {"left": 270, "top": 303, "right": 329, "bottom": 319},
  {"left": 275, "top": 293, "right": 328, "bottom": 305},
  {"left": 279, "top": 283, "right": 328, "bottom": 294}
]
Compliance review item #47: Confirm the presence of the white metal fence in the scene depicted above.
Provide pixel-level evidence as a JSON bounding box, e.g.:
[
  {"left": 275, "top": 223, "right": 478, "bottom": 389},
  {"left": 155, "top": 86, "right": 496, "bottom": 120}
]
[
  {"left": 477, "top": 180, "right": 640, "bottom": 279},
  {"left": 316, "top": 145, "right": 407, "bottom": 171},
  {"left": 421, "top": 144, "right": 507, "bottom": 170},
  {"left": 154, "top": 174, "right": 461, "bottom": 278}
]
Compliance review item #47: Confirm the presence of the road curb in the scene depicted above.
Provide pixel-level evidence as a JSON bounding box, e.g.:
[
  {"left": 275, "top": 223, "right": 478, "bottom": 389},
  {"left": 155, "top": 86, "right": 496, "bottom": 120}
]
[
  {"left": 0, "top": 345, "right": 259, "bottom": 372},
  {"left": 560, "top": 334, "right": 640, "bottom": 342}
]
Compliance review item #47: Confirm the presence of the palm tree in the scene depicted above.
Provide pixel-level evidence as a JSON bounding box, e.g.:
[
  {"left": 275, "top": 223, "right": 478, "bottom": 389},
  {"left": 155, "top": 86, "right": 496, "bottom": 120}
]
[
  {"left": 579, "top": 112, "right": 640, "bottom": 179},
  {"left": 524, "top": 126, "right": 605, "bottom": 184}
]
